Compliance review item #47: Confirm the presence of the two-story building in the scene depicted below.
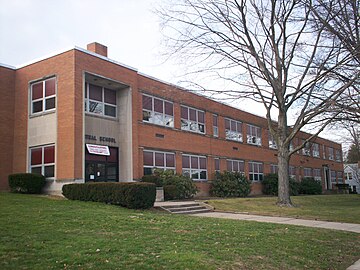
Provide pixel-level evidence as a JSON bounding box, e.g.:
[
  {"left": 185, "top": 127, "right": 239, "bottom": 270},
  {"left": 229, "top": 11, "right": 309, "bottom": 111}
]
[{"left": 0, "top": 42, "right": 344, "bottom": 196}]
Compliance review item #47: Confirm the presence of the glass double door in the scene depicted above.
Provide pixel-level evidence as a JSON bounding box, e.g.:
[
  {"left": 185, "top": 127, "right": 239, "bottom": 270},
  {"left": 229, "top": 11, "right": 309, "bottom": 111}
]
[{"left": 85, "top": 146, "right": 118, "bottom": 182}]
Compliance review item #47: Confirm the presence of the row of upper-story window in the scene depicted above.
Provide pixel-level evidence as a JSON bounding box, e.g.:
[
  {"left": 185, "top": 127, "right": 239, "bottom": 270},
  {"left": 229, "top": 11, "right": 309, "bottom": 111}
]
[
  {"left": 141, "top": 93, "right": 342, "bottom": 162},
  {"left": 143, "top": 149, "right": 344, "bottom": 183},
  {"left": 28, "top": 79, "right": 341, "bottom": 162}
]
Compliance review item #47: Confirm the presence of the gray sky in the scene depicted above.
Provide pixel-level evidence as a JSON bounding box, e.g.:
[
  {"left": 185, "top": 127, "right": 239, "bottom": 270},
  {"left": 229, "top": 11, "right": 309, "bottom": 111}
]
[
  {"left": 0, "top": 0, "right": 176, "bottom": 80},
  {"left": 0, "top": 0, "right": 346, "bottom": 146}
]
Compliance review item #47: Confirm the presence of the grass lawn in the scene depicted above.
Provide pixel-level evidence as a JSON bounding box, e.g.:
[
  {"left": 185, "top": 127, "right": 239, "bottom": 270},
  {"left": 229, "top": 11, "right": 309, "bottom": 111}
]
[
  {"left": 205, "top": 194, "right": 360, "bottom": 224},
  {"left": 1, "top": 193, "right": 360, "bottom": 270}
]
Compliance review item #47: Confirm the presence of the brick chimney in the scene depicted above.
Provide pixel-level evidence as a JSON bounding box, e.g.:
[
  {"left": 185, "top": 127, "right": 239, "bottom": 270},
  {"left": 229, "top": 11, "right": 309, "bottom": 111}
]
[{"left": 87, "top": 42, "right": 108, "bottom": 57}]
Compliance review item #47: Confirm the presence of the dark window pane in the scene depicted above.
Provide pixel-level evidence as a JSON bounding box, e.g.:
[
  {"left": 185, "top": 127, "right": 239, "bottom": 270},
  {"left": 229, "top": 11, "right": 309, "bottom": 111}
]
[
  {"left": 230, "top": 120, "right": 236, "bottom": 131},
  {"left": 239, "top": 161, "right": 244, "bottom": 172},
  {"left": 198, "top": 111, "right": 205, "bottom": 123},
  {"left": 154, "top": 98, "right": 163, "bottom": 113},
  {"left": 213, "top": 115, "right": 218, "bottom": 126},
  {"left": 189, "top": 108, "right": 197, "bottom": 121},
  {"left": 142, "top": 95, "right": 152, "bottom": 110},
  {"left": 237, "top": 122, "right": 242, "bottom": 132},
  {"left": 164, "top": 102, "right": 173, "bottom": 116},
  {"left": 32, "top": 82, "right": 43, "bottom": 100},
  {"left": 259, "top": 163, "right": 263, "bottom": 173},
  {"left": 166, "top": 153, "right": 175, "bottom": 167},
  {"left": 31, "top": 167, "right": 42, "bottom": 175},
  {"left": 44, "top": 146, "right": 55, "bottom": 164},
  {"left": 199, "top": 157, "right": 206, "bottom": 169},
  {"left": 247, "top": 124, "right": 251, "bottom": 134},
  {"left": 182, "top": 155, "right": 190, "bottom": 168},
  {"left": 89, "top": 84, "right": 102, "bottom": 101},
  {"left": 191, "top": 157, "right": 199, "bottom": 169},
  {"left": 227, "top": 160, "right": 232, "bottom": 171},
  {"left": 215, "top": 159, "right": 220, "bottom": 170},
  {"left": 44, "top": 165, "right": 55, "bottom": 177},
  {"left": 144, "top": 167, "right": 152, "bottom": 175},
  {"left": 45, "top": 78, "right": 55, "bottom": 97},
  {"left": 143, "top": 151, "right": 153, "bottom": 166},
  {"left": 45, "top": 97, "right": 55, "bottom": 110},
  {"left": 108, "top": 147, "right": 118, "bottom": 163},
  {"left": 181, "top": 106, "right": 188, "bottom": 119},
  {"left": 200, "top": 170, "right": 207, "bottom": 180},
  {"left": 105, "top": 105, "right": 116, "bottom": 117},
  {"left": 85, "top": 83, "right": 88, "bottom": 98},
  {"left": 32, "top": 100, "right": 43, "bottom": 113},
  {"left": 155, "top": 152, "right": 165, "bottom": 167},
  {"left": 31, "top": 148, "right": 42, "bottom": 165},
  {"left": 233, "top": 161, "right": 239, "bottom": 172},
  {"left": 225, "top": 119, "right": 230, "bottom": 129},
  {"left": 104, "top": 89, "right": 116, "bottom": 105}
]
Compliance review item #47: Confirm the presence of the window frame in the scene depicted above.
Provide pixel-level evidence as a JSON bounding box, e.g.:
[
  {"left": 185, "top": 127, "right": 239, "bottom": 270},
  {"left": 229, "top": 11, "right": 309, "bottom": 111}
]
[
  {"left": 289, "top": 166, "right": 296, "bottom": 179},
  {"left": 226, "top": 159, "right": 245, "bottom": 174},
  {"left": 302, "top": 140, "right": 311, "bottom": 156},
  {"left": 142, "top": 94, "right": 174, "bottom": 128},
  {"left": 313, "top": 168, "right": 322, "bottom": 181},
  {"left": 30, "top": 77, "right": 56, "bottom": 115},
  {"left": 180, "top": 105, "right": 206, "bottom": 134},
  {"left": 337, "top": 171, "right": 343, "bottom": 183},
  {"left": 225, "top": 118, "right": 243, "bottom": 142},
  {"left": 85, "top": 82, "right": 117, "bottom": 118},
  {"left": 328, "top": 147, "right": 334, "bottom": 160},
  {"left": 303, "top": 167, "right": 312, "bottom": 178},
  {"left": 213, "top": 114, "right": 219, "bottom": 137},
  {"left": 248, "top": 161, "right": 264, "bottom": 182},
  {"left": 29, "top": 144, "right": 55, "bottom": 179},
  {"left": 312, "top": 143, "right": 320, "bottom": 158},
  {"left": 269, "top": 133, "right": 277, "bottom": 149},
  {"left": 270, "top": 164, "right": 279, "bottom": 174},
  {"left": 143, "top": 150, "right": 176, "bottom": 175},
  {"left": 182, "top": 154, "right": 207, "bottom": 181},
  {"left": 246, "top": 124, "right": 262, "bottom": 146},
  {"left": 335, "top": 149, "right": 342, "bottom": 162}
]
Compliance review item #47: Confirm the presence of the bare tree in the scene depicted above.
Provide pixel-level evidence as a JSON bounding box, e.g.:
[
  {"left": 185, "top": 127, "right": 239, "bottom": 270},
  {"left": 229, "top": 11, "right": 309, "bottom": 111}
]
[
  {"left": 309, "top": 0, "right": 360, "bottom": 123},
  {"left": 157, "top": 0, "right": 359, "bottom": 206}
]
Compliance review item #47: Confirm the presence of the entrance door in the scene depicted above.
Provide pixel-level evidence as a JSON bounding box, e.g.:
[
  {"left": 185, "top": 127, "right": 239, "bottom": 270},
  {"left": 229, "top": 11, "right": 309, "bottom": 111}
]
[{"left": 85, "top": 147, "right": 118, "bottom": 182}]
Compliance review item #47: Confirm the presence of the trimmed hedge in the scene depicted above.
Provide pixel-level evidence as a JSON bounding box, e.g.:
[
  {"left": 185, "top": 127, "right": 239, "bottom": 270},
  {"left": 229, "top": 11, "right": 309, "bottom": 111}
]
[
  {"left": 262, "top": 174, "right": 300, "bottom": 196},
  {"left": 299, "top": 177, "right": 322, "bottom": 195},
  {"left": 141, "top": 174, "right": 162, "bottom": 187},
  {"left": 62, "top": 182, "right": 156, "bottom": 209},
  {"left": 211, "top": 171, "right": 251, "bottom": 197},
  {"left": 8, "top": 173, "right": 46, "bottom": 194}
]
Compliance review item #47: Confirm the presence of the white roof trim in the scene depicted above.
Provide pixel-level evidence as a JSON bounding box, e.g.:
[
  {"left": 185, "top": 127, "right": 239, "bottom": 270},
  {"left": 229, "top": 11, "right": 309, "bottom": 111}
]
[{"left": 0, "top": 62, "right": 16, "bottom": 69}]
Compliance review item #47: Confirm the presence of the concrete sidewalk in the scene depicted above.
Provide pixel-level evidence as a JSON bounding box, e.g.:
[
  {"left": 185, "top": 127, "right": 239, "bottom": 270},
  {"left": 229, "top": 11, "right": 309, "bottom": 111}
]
[{"left": 191, "top": 211, "right": 360, "bottom": 233}]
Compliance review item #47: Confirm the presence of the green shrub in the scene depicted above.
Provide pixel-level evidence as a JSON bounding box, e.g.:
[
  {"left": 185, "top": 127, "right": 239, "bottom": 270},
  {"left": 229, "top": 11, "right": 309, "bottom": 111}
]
[
  {"left": 141, "top": 174, "right": 163, "bottom": 187},
  {"left": 211, "top": 171, "right": 251, "bottom": 197},
  {"left": 262, "top": 174, "right": 300, "bottom": 196},
  {"left": 156, "top": 170, "right": 198, "bottom": 199},
  {"left": 62, "top": 182, "right": 156, "bottom": 209},
  {"left": 8, "top": 173, "right": 46, "bottom": 194},
  {"left": 163, "top": 185, "right": 178, "bottom": 200},
  {"left": 299, "top": 177, "right": 322, "bottom": 195}
]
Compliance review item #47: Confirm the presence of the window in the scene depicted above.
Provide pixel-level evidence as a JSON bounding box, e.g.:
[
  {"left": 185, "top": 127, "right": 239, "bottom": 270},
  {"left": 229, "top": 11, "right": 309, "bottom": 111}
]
[
  {"left": 313, "top": 168, "right": 321, "bottom": 181},
  {"left": 304, "top": 167, "right": 312, "bottom": 178},
  {"left": 346, "top": 172, "right": 353, "bottom": 180},
  {"left": 248, "top": 162, "right": 264, "bottom": 182},
  {"left": 322, "top": 145, "right": 326, "bottom": 159},
  {"left": 302, "top": 140, "right": 311, "bottom": 156},
  {"left": 213, "top": 114, "right": 218, "bottom": 137},
  {"left": 214, "top": 158, "right": 220, "bottom": 174},
  {"left": 270, "top": 164, "right": 278, "bottom": 174},
  {"left": 337, "top": 171, "right": 343, "bottom": 183},
  {"left": 85, "top": 83, "right": 117, "bottom": 117},
  {"left": 225, "top": 118, "right": 243, "bottom": 142},
  {"left": 30, "top": 145, "right": 55, "bottom": 178},
  {"left": 143, "top": 150, "right": 175, "bottom": 175},
  {"left": 181, "top": 106, "right": 205, "bottom": 134},
  {"left": 289, "top": 166, "right": 296, "bottom": 179},
  {"left": 328, "top": 147, "right": 334, "bottom": 160},
  {"left": 330, "top": 170, "right": 336, "bottom": 182},
  {"left": 312, "top": 143, "right": 320, "bottom": 158},
  {"left": 246, "top": 124, "right": 261, "bottom": 146},
  {"left": 269, "top": 133, "right": 277, "bottom": 149},
  {"left": 30, "top": 77, "right": 56, "bottom": 114},
  {"left": 142, "top": 94, "right": 174, "bottom": 127},
  {"left": 335, "top": 150, "right": 342, "bottom": 162},
  {"left": 226, "top": 159, "right": 245, "bottom": 173},
  {"left": 182, "top": 154, "right": 207, "bottom": 181}
]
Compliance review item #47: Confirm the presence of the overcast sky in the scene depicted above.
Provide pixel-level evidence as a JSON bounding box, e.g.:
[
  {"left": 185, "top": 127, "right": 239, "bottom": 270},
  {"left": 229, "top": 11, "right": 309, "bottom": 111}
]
[{"left": 0, "top": 0, "right": 346, "bottom": 146}]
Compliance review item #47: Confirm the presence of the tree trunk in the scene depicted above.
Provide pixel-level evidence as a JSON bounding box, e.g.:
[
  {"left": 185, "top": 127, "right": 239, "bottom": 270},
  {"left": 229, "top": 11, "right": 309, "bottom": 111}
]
[{"left": 277, "top": 111, "right": 293, "bottom": 207}]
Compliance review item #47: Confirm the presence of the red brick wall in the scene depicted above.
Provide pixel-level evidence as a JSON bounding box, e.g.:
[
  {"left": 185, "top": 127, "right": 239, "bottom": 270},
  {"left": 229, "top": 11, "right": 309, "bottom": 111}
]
[{"left": 0, "top": 66, "right": 15, "bottom": 190}]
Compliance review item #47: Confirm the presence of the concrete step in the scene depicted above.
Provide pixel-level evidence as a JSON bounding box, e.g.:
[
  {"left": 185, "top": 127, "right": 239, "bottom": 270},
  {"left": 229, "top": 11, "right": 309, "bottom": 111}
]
[{"left": 158, "top": 202, "right": 213, "bottom": 215}]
